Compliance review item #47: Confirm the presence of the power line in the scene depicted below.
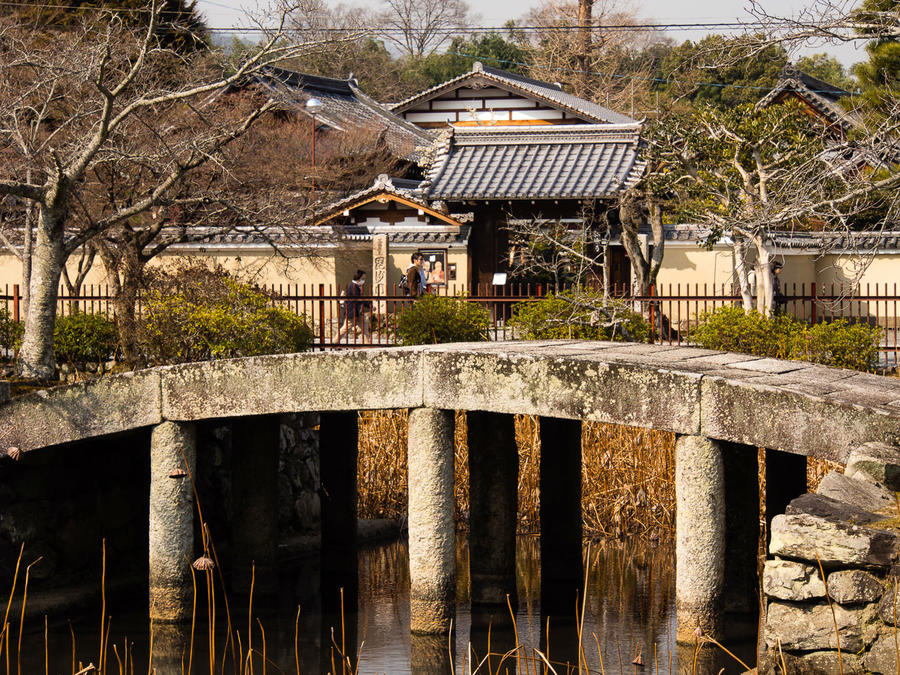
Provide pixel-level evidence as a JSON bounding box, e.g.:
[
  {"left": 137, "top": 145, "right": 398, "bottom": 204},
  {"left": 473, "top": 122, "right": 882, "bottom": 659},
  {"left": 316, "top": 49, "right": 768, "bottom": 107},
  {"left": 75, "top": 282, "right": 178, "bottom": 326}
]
[
  {"left": 0, "top": 3, "right": 861, "bottom": 34},
  {"left": 448, "top": 50, "right": 861, "bottom": 95}
]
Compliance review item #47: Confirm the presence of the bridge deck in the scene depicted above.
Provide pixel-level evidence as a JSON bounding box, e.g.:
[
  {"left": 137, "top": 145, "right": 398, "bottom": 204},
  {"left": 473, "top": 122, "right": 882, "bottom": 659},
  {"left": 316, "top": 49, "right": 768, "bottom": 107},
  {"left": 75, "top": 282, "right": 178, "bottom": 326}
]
[{"left": 2, "top": 341, "right": 899, "bottom": 461}]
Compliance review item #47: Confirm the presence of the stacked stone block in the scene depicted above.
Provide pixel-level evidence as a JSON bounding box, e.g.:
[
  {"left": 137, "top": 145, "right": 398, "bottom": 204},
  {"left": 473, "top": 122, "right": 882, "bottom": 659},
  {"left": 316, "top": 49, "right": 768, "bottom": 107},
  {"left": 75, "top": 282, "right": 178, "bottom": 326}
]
[{"left": 763, "top": 442, "right": 900, "bottom": 674}]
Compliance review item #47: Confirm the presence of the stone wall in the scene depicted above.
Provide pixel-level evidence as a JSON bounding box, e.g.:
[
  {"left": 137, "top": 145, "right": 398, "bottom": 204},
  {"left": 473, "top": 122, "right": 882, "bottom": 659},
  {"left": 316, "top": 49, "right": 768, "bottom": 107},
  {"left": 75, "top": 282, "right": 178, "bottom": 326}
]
[{"left": 763, "top": 442, "right": 900, "bottom": 674}]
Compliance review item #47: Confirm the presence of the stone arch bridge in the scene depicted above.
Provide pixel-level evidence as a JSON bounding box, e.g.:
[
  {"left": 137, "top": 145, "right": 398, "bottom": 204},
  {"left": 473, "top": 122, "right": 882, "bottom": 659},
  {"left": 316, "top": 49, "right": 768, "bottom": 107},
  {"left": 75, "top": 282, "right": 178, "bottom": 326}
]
[{"left": 2, "top": 341, "right": 900, "bottom": 643}]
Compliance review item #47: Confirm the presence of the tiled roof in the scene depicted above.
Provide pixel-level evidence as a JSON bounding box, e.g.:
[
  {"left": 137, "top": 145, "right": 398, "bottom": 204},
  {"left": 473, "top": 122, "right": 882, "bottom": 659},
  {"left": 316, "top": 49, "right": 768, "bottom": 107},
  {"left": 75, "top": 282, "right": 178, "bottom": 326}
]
[
  {"left": 659, "top": 224, "right": 900, "bottom": 253},
  {"left": 390, "top": 62, "right": 637, "bottom": 126},
  {"left": 310, "top": 174, "right": 427, "bottom": 225},
  {"left": 756, "top": 64, "right": 860, "bottom": 131},
  {"left": 422, "top": 124, "right": 646, "bottom": 200},
  {"left": 250, "top": 67, "right": 433, "bottom": 160},
  {"left": 161, "top": 223, "right": 470, "bottom": 249},
  {"left": 339, "top": 225, "right": 471, "bottom": 245}
]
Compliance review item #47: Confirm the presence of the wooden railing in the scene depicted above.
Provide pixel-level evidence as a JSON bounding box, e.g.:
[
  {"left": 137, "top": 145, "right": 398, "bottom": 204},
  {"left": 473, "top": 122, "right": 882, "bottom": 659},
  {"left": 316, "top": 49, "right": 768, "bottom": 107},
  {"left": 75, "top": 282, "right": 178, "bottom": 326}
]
[{"left": 2, "top": 281, "right": 898, "bottom": 367}]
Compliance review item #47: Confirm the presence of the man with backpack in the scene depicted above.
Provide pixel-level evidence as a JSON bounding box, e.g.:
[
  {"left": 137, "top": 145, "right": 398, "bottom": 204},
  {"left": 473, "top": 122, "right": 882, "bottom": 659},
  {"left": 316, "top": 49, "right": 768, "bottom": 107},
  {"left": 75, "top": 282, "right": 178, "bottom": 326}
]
[{"left": 403, "top": 252, "right": 427, "bottom": 298}]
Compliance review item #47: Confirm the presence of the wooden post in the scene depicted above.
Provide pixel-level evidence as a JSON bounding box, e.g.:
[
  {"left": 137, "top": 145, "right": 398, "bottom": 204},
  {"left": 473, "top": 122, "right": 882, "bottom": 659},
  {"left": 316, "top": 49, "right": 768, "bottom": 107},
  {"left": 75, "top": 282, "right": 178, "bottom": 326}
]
[{"left": 318, "top": 283, "right": 326, "bottom": 350}]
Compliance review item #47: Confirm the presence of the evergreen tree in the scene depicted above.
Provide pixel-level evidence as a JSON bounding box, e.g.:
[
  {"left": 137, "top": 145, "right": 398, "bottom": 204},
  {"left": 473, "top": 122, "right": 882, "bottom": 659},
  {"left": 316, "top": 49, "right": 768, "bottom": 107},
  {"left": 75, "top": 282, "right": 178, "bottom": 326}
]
[
  {"left": 12, "top": 0, "right": 209, "bottom": 53},
  {"left": 853, "top": 0, "right": 900, "bottom": 115}
]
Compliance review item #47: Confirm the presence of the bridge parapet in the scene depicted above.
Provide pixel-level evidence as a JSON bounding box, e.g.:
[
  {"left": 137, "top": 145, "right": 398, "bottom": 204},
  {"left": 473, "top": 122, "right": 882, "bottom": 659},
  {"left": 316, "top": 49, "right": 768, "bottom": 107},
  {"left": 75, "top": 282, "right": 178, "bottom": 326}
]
[{"left": 5, "top": 341, "right": 900, "bottom": 461}]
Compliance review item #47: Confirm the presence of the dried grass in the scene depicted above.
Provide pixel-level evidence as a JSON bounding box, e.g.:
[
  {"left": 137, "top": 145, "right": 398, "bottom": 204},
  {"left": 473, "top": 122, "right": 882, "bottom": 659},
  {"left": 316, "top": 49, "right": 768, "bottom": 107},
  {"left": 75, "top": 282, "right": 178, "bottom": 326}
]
[
  {"left": 356, "top": 410, "right": 842, "bottom": 542},
  {"left": 356, "top": 410, "right": 677, "bottom": 540}
]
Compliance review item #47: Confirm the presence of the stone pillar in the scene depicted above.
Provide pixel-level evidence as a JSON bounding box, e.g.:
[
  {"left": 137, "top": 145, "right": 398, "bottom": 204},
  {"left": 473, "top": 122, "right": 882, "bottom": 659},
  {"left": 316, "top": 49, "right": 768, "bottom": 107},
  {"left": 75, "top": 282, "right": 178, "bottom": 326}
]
[
  {"left": 765, "top": 449, "right": 807, "bottom": 542},
  {"left": 467, "top": 411, "right": 518, "bottom": 608},
  {"left": 373, "top": 233, "right": 388, "bottom": 315},
  {"left": 319, "top": 410, "right": 359, "bottom": 646},
  {"left": 231, "top": 415, "right": 280, "bottom": 594},
  {"left": 539, "top": 417, "right": 582, "bottom": 617},
  {"left": 149, "top": 420, "right": 196, "bottom": 623},
  {"left": 408, "top": 408, "right": 456, "bottom": 634},
  {"left": 675, "top": 434, "right": 725, "bottom": 642},
  {"left": 722, "top": 441, "right": 761, "bottom": 617}
]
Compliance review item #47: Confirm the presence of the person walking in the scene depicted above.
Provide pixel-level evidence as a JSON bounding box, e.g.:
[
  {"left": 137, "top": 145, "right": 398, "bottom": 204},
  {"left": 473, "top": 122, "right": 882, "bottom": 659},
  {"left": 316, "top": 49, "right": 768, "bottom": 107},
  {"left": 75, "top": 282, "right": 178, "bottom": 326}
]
[
  {"left": 337, "top": 269, "right": 371, "bottom": 342},
  {"left": 405, "top": 252, "right": 427, "bottom": 299}
]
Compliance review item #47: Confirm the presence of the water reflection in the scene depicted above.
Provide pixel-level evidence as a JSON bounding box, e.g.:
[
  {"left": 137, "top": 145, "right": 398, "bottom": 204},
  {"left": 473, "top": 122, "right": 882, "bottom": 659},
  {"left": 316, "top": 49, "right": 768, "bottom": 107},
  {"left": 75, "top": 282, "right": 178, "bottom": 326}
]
[{"left": 21, "top": 536, "right": 757, "bottom": 674}]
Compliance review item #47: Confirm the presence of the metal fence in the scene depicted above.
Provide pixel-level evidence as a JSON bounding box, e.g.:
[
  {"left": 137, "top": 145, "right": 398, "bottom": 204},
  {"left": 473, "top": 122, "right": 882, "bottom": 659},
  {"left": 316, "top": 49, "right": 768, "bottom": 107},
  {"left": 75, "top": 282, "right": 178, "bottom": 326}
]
[{"left": 2, "top": 281, "right": 898, "bottom": 367}]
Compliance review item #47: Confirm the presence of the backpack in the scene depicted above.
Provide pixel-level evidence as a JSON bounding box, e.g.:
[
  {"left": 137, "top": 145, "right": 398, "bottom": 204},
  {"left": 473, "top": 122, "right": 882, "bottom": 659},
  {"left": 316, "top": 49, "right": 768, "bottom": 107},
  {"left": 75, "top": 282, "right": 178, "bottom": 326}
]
[{"left": 399, "top": 271, "right": 410, "bottom": 296}]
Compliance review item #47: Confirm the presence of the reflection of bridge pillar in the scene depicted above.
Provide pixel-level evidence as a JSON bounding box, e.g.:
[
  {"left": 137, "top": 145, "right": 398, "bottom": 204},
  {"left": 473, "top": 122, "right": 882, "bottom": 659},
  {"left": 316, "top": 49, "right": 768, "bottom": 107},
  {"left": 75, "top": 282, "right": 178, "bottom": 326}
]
[
  {"left": 467, "top": 411, "right": 518, "bottom": 608},
  {"left": 319, "top": 410, "right": 359, "bottom": 672},
  {"left": 539, "top": 417, "right": 582, "bottom": 618},
  {"left": 149, "top": 420, "right": 196, "bottom": 623},
  {"left": 231, "top": 415, "right": 280, "bottom": 594},
  {"left": 410, "top": 632, "right": 454, "bottom": 675},
  {"left": 408, "top": 408, "right": 456, "bottom": 634},
  {"left": 765, "top": 449, "right": 806, "bottom": 543},
  {"left": 676, "top": 434, "right": 725, "bottom": 642},
  {"left": 151, "top": 622, "right": 188, "bottom": 672},
  {"left": 722, "top": 442, "right": 761, "bottom": 617}
]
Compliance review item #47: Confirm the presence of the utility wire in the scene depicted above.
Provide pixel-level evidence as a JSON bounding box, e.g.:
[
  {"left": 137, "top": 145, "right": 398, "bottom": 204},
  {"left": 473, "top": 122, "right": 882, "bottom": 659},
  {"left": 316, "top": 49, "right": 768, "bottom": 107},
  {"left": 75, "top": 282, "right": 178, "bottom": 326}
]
[
  {"left": 0, "top": 3, "right": 858, "bottom": 33},
  {"left": 448, "top": 51, "right": 861, "bottom": 95}
]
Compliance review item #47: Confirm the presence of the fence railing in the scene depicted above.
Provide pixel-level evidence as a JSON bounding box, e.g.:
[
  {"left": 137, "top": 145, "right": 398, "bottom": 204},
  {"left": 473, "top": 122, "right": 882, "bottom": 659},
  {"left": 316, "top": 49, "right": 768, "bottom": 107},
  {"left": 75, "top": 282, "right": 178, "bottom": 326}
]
[{"left": 2, "top": 281, "right": 898, "bottom": 368}]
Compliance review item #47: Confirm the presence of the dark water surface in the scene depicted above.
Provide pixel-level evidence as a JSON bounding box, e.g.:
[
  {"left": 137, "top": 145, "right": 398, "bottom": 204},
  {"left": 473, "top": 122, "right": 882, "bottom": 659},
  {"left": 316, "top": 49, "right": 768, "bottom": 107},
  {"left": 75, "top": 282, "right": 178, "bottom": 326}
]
[{"left": 18, "top": 536, "right": 756, "bottom": 674}]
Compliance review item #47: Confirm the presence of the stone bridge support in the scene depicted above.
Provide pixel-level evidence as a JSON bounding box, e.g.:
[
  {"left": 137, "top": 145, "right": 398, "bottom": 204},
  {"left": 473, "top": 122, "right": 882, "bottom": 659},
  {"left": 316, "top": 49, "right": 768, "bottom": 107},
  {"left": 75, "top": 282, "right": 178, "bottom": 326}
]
[
  {"left": 723, "top": 441, "right": 761, "bottom": 616},
  {"left": 467, "top": 411, "right": 518, "bottom": 609},
  {"left": 149, "top": 420, "right": 196, "bottom": 623},
  {"left": 231, "top": 415, "right": 280, "bottom": 594},
  {"left": 319, "top": 409, "right": 360, "bottom": 648},
  {"left": 675, "top": 434, "right": 725, "bottom": 642},
  {"left": 540, "top": 417, "right": 583, "bottom": 617},
  {"left": 408, "top": 408, "right": 456, "bottom": 634}
]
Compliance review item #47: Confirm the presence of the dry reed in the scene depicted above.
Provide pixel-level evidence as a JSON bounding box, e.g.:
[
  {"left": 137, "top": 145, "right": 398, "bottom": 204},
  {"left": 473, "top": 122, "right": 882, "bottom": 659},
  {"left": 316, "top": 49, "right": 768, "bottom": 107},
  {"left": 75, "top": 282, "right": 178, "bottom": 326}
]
[
  {"left": 356, "top": 410, "right": 677, "bottom": 539},
  {"left": 356, "top": 410, "right": 846, "bottom": 542}
]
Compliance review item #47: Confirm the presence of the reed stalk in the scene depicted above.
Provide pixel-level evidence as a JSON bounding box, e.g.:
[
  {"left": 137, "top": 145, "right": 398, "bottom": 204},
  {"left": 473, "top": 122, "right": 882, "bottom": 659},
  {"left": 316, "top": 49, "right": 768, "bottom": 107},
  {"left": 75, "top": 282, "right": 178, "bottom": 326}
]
[
  {"left": 17, "top": 556, "right": 42, "bottom": 675},
  {"left": 247, "top": 563, "right": 255, "bottom": 675},
  {"left": 293, "top": 606, "right": 300, "bottom": 675},
  {"left": 99, "top": 540, "right": 106, "bottom": 674},
  {"left": 0, "top": 543, "right": 24, "bottom": 668}
]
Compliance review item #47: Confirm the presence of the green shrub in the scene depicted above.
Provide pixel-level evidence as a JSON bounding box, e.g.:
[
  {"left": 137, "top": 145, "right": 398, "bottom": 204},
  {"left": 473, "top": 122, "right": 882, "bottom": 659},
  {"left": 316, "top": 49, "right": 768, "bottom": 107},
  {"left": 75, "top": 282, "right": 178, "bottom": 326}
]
[
  {"left": 0, "top": 308, "right": 23, "bottom": 353},
  {"left": 54, "top": 312, "right": 118, "bottom": 363},
  {"left": 690, "top": 306, "right": 881, "bottom": 371},
  {"left": 396, "top": 293, "right": 490, "bottom": 345},
  {"left": 140, "top": 266, "right": 313, "bottom": 364},
  {"left": 509, "top": 289, "right": 650, "bottom": 342}
]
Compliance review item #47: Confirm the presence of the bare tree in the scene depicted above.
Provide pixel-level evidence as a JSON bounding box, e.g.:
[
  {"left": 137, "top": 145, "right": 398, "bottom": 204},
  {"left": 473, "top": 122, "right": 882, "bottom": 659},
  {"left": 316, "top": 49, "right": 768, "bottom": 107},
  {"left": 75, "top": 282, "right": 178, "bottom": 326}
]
[
  {"left": 617, "top": 189, "right": 665, "bottom": 296},
  {"left": 377, "top": 0, "right": 471, "bottom": 58},
  {"left": 524, "top": 0, "right": 659, "bottom": 107},
  {"left": 506, "top": 201, "right": 608, "bottom": 290},
  {"left": 0, "top": 3, "right": 360, "bottom": 378},
  {"left": 646, "top": 96, "right": 899, "bottom": 314}
]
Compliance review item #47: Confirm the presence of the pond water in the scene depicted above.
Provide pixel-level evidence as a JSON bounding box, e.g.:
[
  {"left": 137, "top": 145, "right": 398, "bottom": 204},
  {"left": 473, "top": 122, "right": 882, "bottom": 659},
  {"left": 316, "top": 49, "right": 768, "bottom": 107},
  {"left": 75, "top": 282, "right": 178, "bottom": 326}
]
[{"left": 17, "top": 536, "right": 757, "bottom": 674}]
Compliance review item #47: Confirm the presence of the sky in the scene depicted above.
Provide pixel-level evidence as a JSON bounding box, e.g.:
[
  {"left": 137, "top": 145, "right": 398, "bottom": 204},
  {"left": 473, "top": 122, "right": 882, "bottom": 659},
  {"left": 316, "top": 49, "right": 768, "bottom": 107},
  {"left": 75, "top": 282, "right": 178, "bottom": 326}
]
[{"left": 195, "top": 0, "right": 870, "bottom": 67}]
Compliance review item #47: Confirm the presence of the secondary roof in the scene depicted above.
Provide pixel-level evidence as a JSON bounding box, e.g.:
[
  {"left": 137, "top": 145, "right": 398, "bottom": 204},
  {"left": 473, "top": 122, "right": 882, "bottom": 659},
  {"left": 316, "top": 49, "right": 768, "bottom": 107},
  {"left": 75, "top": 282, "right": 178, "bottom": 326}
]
[
  {"left": 422, "top": 124, "right": 646, "bottom": 201},
  {"left": 390, "top": 61, "right": 638, "bottom": 127}
]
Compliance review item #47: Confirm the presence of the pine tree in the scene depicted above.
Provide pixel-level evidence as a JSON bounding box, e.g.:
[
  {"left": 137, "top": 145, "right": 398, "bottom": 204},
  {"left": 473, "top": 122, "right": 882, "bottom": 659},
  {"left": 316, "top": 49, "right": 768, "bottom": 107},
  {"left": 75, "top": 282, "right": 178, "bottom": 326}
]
[
  {"left": 853, "top": 0, "right": 900, "bottom": 115},
  {"left": 12, "top": 0, "right": 209, "bottom": 54}
]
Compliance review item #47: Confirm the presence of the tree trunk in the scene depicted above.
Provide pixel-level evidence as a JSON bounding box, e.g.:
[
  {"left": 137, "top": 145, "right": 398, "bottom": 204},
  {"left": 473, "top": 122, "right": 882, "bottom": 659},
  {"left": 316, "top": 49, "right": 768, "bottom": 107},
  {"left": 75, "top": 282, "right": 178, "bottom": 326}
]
[
  {"left": 17, "top": 210, "right": 67, "bottom": 379},
  {"left": 755, "top": 244, "right": 774, "bottom": 316},
  {"left": 115, "top": 264, "right": 143, "bottom": 365},
  {"left": 576, "top": 0, "right": 593, "bottom": 98},
  {"left": 22, "top": 168, "right": 33, "bottom": 316},
  {"left": 99, "top": 243, "right": 144, "bottom": 366},
  {"left": 732, "top": 238, "right": 755, "bottom": 311}
]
